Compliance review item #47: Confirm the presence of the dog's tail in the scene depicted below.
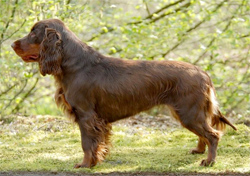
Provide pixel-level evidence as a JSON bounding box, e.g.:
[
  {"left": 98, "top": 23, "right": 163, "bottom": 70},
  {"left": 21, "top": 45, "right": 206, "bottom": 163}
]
[{"left": 207, "top": 86, "right": 237, "bottom": 131}]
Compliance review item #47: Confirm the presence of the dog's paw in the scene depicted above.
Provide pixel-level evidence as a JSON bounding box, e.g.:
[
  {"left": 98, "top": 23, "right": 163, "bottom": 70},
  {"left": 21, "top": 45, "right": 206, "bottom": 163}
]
[
  {"left": 190, "top": 148, "right": 205, "bottom": 154},
  {"left": 74, "top": 163, "right": 91, "bottom": 169},
  {"left": 200, "top": 159, "right": 215, "bottom": 167}
]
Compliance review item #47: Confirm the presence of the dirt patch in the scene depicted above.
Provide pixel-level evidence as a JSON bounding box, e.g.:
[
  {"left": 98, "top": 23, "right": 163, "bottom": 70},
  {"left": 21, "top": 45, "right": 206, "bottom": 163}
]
[{"left": 114, "top": 113, "right": 181, "bottom": 130}]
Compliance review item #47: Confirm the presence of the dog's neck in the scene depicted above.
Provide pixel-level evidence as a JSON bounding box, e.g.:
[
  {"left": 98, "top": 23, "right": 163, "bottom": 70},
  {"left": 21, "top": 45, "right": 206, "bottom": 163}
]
[{"left": 60, "top": 30, "right": 104, "bottom": 73}]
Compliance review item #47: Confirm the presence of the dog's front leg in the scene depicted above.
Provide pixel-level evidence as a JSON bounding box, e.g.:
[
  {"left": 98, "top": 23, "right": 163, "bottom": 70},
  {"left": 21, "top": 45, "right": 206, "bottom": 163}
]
[{"left": 74, "top": 111, "right": 111, "bottom": 168}]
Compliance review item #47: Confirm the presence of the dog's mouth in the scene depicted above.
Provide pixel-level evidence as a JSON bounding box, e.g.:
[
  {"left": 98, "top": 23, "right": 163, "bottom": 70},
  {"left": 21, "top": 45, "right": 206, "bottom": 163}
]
[{"left": 22, "top": 55, "right": 39, "bottom": 62}]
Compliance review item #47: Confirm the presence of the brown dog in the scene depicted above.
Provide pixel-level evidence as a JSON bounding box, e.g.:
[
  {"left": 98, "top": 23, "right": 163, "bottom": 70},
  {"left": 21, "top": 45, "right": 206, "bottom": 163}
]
[{"left": 11, "top": 19, "right": 236, "bottom": 168}]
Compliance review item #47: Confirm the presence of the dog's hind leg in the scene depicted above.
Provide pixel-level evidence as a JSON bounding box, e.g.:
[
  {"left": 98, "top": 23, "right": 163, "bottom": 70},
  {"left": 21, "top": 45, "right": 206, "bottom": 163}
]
[
  {"left": 170, "top": 103, "right": 220, "bottom": 166},
  {"left": 182, "top": 111, "right": 220, "bottom": 166},
  {"left": 190, "top": 137, "right": 206, "bottom": 154}
]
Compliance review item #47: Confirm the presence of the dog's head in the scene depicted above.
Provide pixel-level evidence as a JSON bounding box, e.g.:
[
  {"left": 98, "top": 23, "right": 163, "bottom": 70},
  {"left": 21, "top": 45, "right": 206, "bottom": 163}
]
[{"left": 11, "top": 19, "right": 65, "bottom": 76}]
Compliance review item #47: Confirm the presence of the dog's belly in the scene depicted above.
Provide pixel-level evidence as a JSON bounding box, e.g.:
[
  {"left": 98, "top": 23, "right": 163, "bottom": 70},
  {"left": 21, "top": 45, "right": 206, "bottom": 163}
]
[
  {"left": 96, "top": 105, "right": 155, "bottom": 123},
  {"left": 94, "top": 93, "right": 161, "bottom": 122}
]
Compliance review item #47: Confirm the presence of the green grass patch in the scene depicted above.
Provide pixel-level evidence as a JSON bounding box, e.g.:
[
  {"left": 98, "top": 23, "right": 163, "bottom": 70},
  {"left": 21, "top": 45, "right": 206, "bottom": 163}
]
[{"left": 0, "top": 115, "right": 249, "bottom": 174}]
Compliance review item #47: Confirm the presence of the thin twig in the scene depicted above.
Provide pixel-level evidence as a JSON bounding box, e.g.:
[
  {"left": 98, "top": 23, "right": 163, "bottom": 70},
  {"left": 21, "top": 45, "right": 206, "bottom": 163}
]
[
  {"left": 193, "top": 0, "right": 245, "bottom": 64},
  {"left": 149, "top": 1, "right": 191, "bottom": 24},
  {"left": 160, "top": 0, "right": 226, "bottom": 58},
  {"left": 88, "top": 0, "right": 188, "bottom": 42},
  {"left": 0, "top": 84, "right": 16, "bottom": 97},
  {"left": 1, "top": 19, "right": 26, "bottom": 43},
  {"left": 12, "top": 78, "right": 39, "bottom": 113},
  {"left": 4, "top": 79, "right": 28, "bottom": 110},
  {"left": 143, "top": 0, "right": 151, "bottom": 16},
  {"left": 0, "top": 0, "right": 18, "bottom": 42}
]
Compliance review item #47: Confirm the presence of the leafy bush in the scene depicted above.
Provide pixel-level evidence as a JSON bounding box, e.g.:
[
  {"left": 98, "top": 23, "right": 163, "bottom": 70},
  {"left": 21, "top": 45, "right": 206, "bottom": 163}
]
[{"left": 0, "top": 0, "right": 249, "bottom": 118}]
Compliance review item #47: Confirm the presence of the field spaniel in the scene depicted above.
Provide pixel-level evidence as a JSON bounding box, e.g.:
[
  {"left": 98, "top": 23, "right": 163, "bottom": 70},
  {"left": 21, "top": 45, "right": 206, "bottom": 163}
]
[{"left": 11, "top": 19, "right": 236, "bottom": 168}]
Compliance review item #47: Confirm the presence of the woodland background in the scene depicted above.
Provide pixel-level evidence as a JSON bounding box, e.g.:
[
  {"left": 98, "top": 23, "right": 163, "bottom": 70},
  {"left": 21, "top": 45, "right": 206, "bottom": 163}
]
[{"left": 0, "top": 0, "right": 250, "bottom": 119}]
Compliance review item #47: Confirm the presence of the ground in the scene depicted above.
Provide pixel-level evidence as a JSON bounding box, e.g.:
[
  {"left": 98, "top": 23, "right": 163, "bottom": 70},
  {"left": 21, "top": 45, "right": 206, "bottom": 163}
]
[{"left": 0, "top": 114, "right": 249, "bottom": 176}]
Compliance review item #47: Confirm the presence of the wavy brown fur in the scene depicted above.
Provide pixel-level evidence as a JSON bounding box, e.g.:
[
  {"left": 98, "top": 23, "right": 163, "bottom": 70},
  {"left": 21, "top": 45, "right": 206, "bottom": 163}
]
[{"left": 11, "top": 19, "right": 237, "bottom": 168}]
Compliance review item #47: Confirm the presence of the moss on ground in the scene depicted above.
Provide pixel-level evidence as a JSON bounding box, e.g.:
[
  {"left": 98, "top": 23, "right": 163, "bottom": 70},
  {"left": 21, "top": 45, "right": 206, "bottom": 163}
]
[{"left": 0, "top": 115, "right": 249, "bottom": 174}]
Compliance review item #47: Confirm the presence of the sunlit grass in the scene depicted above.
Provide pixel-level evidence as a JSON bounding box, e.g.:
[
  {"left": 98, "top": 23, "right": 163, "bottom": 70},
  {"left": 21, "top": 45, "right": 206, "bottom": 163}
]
[{"left": 0, "top": 115, "right": 249, "bottom": 174}]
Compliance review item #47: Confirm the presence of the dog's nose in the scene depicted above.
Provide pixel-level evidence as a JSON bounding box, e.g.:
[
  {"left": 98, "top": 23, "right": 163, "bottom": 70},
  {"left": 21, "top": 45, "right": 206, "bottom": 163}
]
[{"left": 11, "top": 42, "right": 16, "bottom": 49}]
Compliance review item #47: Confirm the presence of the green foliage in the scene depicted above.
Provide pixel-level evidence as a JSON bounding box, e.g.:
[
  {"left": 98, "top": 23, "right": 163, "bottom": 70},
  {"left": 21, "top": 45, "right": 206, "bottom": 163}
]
[
  {"left": 0, "top": 115, "right": 249, "bottom": 173},
  {"left": 0, "top": 0, "right": 250, "bottom": 117}
]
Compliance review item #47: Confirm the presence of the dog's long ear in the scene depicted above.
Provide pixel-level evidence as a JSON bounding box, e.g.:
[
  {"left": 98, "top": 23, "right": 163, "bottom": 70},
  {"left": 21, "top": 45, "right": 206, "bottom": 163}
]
[{"left": 39, "top": 28, "right": 62, "bottom": 76}]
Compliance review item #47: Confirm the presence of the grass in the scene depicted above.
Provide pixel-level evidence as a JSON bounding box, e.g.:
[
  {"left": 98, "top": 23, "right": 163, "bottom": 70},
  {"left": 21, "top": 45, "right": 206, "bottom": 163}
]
[{"left": 0, "top": 115, "right": 249, "bottom": 174}]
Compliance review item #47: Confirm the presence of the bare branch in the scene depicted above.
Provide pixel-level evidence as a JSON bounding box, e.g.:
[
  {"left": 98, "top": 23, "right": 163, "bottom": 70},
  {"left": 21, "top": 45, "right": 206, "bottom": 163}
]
[
  {"left": 145, "top": 0, "right": 186, "bottom": 20},
  {"left": 149, "top": 1, "right": 191, "bottom": 24},
  {"left": 143, "top": 0, "right": 151, "bottom": 16},
  {"left": 1, "top": 19, "right": 26, "bottom": 43},
  {"left": 0, "top": 84, "right": 16, "bottom": 97},
  {"left": 4, "top": 79, "right": 28, "bottom": 110},
  {"left": 12, "top": 78, "right": 39, "bottom": 113}
]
